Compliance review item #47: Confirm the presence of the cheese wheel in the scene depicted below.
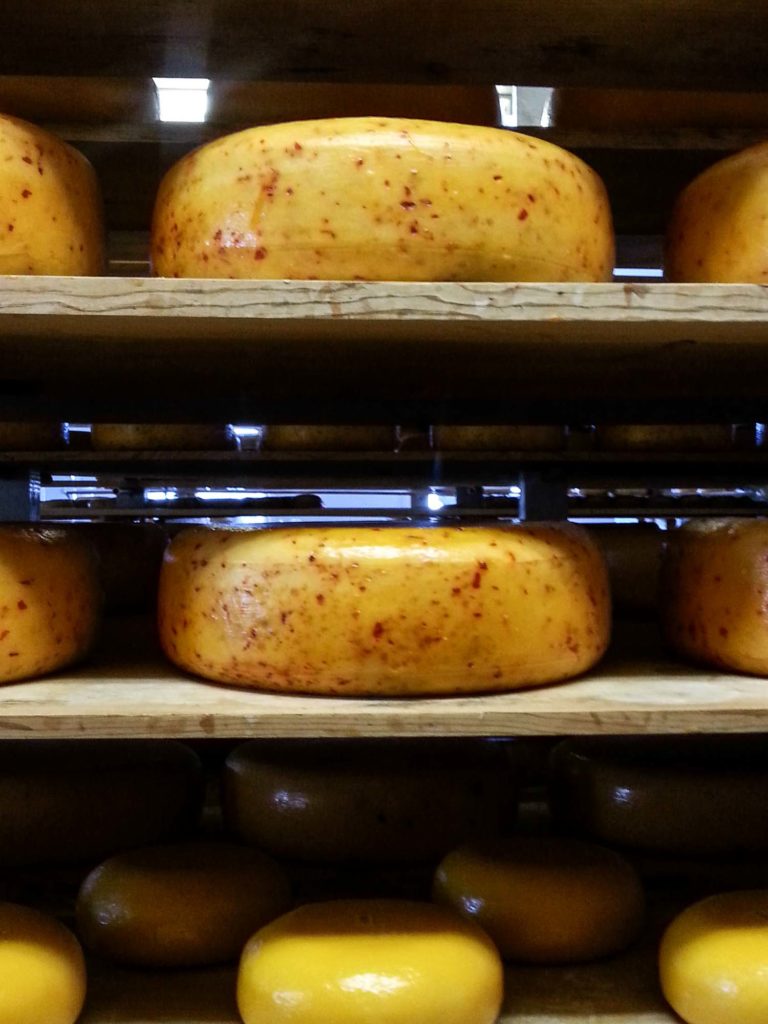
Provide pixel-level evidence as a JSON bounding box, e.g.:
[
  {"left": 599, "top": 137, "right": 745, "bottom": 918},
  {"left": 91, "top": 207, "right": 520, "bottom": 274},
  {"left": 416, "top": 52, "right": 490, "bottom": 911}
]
[
  {"left": 433, "top": 836, "right": 645, "bottom": 962},
  {"left": 0, "top": 423, "right": 62, "bottom": 450},
  {"left": 76, "top": 841, "right": 291, "bottom": 967},
  {"left": 223, "top": 739, "right": 516, "bottom": 864},
  {"left": 550, "top": 736, "right": 768, "bottom": 855},
  {"left": 662, "top": 518, "right": 768, "bottom": 674},
  {"left": 666, "top": 142, "right": 768, "bottom": 282},
  {"left": 151, "top": 117, "right": 614, "bottom": 282},
  {"left": 0, "top": 903, "right": 86, "bottom": 1024},
  {"left": 0, "top": 115, "right": 103, "bottom": 275},
  {"left": 263, "top": 425, "right": 394, "bottom": 451},
  {"left": 76, "top": 523, "right": 166, "bottom": 613},
  {"left": 553, "top": 88, "right": 768, "bottom": 130},
  {"left": 589, "top": 524, "right": 663, "bottom": 613},
  {"left": 433, "top": 426, "right": 563, "bottom": 451},
  {"left": 158, "top": 523, "right": 610, "bottom": 695},
  {"left": 596, "top": 424, "right": 734, "bottom": 452},
  {"left": 237, "top": 899, "right": 503, "bottom": 1024},
  {"left": 0, "top": 740, "right": 202, "bottom": 866},
  {"left": 0, "top": 526, "right": 100, "bottom": 683},
  {"left": 660, "top": 891, "right": 768, "bottom": 1024},
  {"left": 90, "top": 423, "right": 231, "bottom": 450}
]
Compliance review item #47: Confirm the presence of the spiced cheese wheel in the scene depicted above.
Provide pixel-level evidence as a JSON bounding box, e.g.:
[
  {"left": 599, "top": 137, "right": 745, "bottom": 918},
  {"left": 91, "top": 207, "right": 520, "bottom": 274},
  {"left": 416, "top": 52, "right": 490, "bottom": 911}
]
[
  {"left": 151, "top": 117, "right": 614, "bottom": 281},
  {"left": 158, "top": 524, "right": 610, "bottom": 695},
  {"left": 0, "top": 115, "right": 103, "bottom": 275}
]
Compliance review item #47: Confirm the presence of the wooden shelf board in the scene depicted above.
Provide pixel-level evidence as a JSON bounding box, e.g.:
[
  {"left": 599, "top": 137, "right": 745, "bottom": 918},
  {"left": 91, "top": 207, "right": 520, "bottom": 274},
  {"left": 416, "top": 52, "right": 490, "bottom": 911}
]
[{"left": 2, "top": 618, "right": 768, "bottom": 739}]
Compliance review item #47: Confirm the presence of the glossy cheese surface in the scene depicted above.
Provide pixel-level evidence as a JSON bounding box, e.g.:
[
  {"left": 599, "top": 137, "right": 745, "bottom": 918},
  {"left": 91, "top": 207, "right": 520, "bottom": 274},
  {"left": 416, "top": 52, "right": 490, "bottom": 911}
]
[
  {"left": 666, "top": 142, "right": 768, "bottom": 282},
  {"left": 77, "top": 841, "right": 291, "bottom": 967},
  {"left": 0, "top": 115, "right": 103, "bottom": 275},
  {"left": 0, "top": 526, "right": 100, "bottom": 683},
  {"left": 152, "top": 116, "right": 614, "bottom": 282},
  {"left": 433, "top": 837, "right": 644, "bottom": 963},
  {"left": 662, "top": 518, "right": 768, "bottom": 675},
  {"left": 237, "top": 899, "right": 503, "bottom": 1024},
  {"left": 158, "top": 524, "right": 610, "bottom": 695},
  {"left": 660, "top": 891, "right": 768, "bottom": 1024},
  {"left": 0, "top": 902, "right": 86, "bottom": 1024}
]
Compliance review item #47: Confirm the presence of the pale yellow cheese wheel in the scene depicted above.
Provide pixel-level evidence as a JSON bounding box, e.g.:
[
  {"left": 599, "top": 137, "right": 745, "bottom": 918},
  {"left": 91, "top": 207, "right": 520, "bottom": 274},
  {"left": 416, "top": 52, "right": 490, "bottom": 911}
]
[
  {"left": 0, "top": 115, "right": 103, "bottom": 275},
  {"left": 151, "top": 117, "right": 614, "bottom": 281},
  {"left": 237, "top": 899, "right": 503, "bottom": 1024},
  {"left": 223, "top": 739, "right": 516, "bottom": 863},
  {"left": 76, "top": 841, "right": 291, "bottom": 967},
  {"left": 0, "top": 740, "right": 202, "bottom": 866},
  {"left": 0, "top": 526, "right": 100, "bottom": 683},
  {"left": 90, "top": 423, "right": 231, "bottom": 450},
  {"left": 666, "top": 142, "right": 768, "bottom": 282},
  {"left": 433, "top": 836, "right": 645, "bottom": 963},
  {"left": 0, "top": 902, "right": 86, "bottom": 1024},
  {"left": 158, "top": 523, "right": 610, "bottom": 695},
  {"left": 660, "top": 891, "right": 768, "bottom": 1024},
  {"left": 662, "top": 518, "right": 768, "bottom": 674}
]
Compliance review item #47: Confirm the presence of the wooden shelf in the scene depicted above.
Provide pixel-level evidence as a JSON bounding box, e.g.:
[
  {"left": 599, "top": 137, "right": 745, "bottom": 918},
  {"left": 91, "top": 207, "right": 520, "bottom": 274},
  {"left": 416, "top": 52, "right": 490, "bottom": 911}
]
[{"left": 4, "top": 618, "right": 768, "bottom": 740}]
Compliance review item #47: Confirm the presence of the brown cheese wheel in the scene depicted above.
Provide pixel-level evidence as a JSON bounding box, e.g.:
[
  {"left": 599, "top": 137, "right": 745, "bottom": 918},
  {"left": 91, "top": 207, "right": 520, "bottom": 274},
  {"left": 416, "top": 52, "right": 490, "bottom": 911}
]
[
  {"left": 433, "top": 426, "right": 563, "bottom": 451},
  {"left": 596, "top": 424, "right": 734, "bottom": 452},
  {"left": 552, "top": 88, "right": 768, "bottom": 130},
  {"left": 262, "top": 425, "right": 394, "bottom": 451},
  {"left": 90, "top": 423, "right": 231, "bottom": 450},
  {"left": 158, "top": 523, "right": 610, "bottom": 695},
  {"left": 151, "top": 117, "right": 614, "bottom": 282},
  {"left": 0, "top": 424, "right": 63, "bottom": 450}
]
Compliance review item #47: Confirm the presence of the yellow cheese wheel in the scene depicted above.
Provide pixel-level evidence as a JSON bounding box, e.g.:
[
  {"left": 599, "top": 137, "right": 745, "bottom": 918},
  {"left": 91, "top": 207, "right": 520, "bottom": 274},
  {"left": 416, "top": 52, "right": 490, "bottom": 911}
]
[
  {"left": 151, "top": 117, "right": 614, "bottom": 282},
  {"left": 660, "top": 891, "right": 768, "bottom": 1024},
  {"left": 76, "top": 841, "right": 291, "bottom": 967},
  {"left": 237, "top": 899, "right": 503, "bottom": 1024},
  {"left": 0, "top": 740, "right": 202, "bottom": 866},
  {"left": 0, "top": 526, "right": 100, "bottom": 683},
  {"left": 662, "top": 518, "right": 768, "bottom": 675},
  {"left": 0, "top": 115, "right": 103, "bottom": 275},
  {"left": 263, "top": 425, "right": 394, "bottom": 451},
  {"left": 589, "top": 524, "right": 663, "bottom": 613},
  {"left": 158, "top": 523, "right": 610, "bottom": 695},
  {"left": 433, "top": 426, "right": 563, "bottom": 451},
  {"left": 596, "top": 424, "right": 734, "bottom": 452},
  {"left": 552, "top": 88, "right": 768, "bottom": 130},
  {"left": 0, "top": 902, "right": 86, "bottom": 1024},
  {"left": 666, "top": 142, "right": 768, "bottom": 282},
  {"left": 75, "top": 523, "right": 166, "bottom": 613},
  {"left": 433, "top": 836, "right": 645, "bottom": 962},
  {"left": 550, "top": 736, "right": 768, "bottom": 855},
  {"left": 90, "top": 423, "right": 231, "bottom": 450},
  {"left": 223, "top": 739, "right": 516, "bottom": 864}
]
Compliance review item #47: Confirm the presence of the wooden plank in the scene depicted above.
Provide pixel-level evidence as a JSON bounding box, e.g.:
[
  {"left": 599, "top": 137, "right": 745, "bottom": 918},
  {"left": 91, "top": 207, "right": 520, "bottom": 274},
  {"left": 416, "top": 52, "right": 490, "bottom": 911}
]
[
  {"left": 1, "top": 617, "right": 768, "bottom": 739},
  {"left": 1, "top": 0, "right": 767, "bottom": 91}
]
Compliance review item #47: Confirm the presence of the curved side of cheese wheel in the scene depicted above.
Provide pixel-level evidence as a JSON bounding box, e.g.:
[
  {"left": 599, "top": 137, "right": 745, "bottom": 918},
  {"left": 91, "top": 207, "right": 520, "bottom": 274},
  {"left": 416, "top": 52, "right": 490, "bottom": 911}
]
[
  {"left": 0, "top": 740, "right": 203, "bottom": 866},
  {"left": 158, "top": 524, "right": 611, "bottom": 695},
  {"left": 665, "top": 142, "right": 768, "bottom": 282},
  {"left": 552, "top": 87, "right": 768, "bottom": 129},
  {"left": 151, "top": 117, "right": 614, "bottom": 282},
  {"left": 90, "top": 424, "right": 232, "bottom": 450},
  {"left": 660, "top": 891, "right": 768, "bottom": 1024},
  {"left": 0, "top": 902, "right": 86, "bottom": 1024},
  {"left": 662, "top": 518, "right": 768, "bottom": 675},
  {"left": 0, "top": 115, "right": 104, "bottom": 275},
  {"left": 0, "top": 527, "right": 100, "bottom": 683},
  {"left": 223, "top": 739, "right": 517, "bottom": 863}
]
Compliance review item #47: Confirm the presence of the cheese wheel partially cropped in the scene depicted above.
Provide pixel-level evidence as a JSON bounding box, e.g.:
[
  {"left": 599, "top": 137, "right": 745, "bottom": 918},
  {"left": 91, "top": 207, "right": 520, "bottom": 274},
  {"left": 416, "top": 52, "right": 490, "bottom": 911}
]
[
  {"left": 666, "top": 142, "right": 768, "bottom": 282},
  {"left": 237, "top": 899, "right": 503, "bottom": 1024},
  {"left": 0, "top": 526, "right": 100, "bottom": 683},
  {"left": 433, "top": 837, "right": 645, "bottom": 963},
  {"left": 263, "top": 425, "right": 394, "bottom": 451},
  {"left": 0, "top": 115, "right": 103, "bottom": 275},
  {"left": 90, "top": 423, "right": 231, "bottom": 450},
  {"left": 550, "top": 736, "right": 768, "bottom": 855},
  {"left": 596, "top": 424, "right": 734, "bottom": 452},
  {"left": 0, "top": 903, "right": 86, "bottom": 1024},
  {"left": 662, "top": 518, "right": 768, "bottom": 674},
  {"left": 660, "top": 891, "right": 768, "bottom": 1024},
  {"left": 589, "top": 524, "right": 663, "bottom": 613},
  {"left": 151, "top": 117, "right": 614, "bottom": 281},
  {"left": 77, "top": 841, "right": 291, "bottom": 967},
  {"left": 433, "top": 426, "right": 563, "bottom": 451},
  {"left": 223, "top": 739, "right": 516, "bottom": 863},
  {"left": 158, "top": 524, "right": 610, "bottom": 695},
  {"left": 553, "top": 88, "right": 768, "bottom": 130},
  {"left": 0, "top": 423, "right": 62, "bottom": 450},
  {"left": 0, "top": 740, "right": 202, "bottom": 866}
]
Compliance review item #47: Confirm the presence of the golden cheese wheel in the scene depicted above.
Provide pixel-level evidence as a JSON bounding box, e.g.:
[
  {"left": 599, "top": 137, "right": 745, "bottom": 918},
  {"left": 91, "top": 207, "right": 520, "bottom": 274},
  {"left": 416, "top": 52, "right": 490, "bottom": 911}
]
[
  {"left": 660, "top": 891, "right": 768, "bottom": 1024},
  {"left": 666, "top": 142, "right": 768, "bottom": 282},
  {"left": 90, "top": 423, "right": 231, "bottom": 450},
  {"left": 589, "top": 524, "right": 663, "bottom": 613},
  {"left": 0, "top": 526, "right": 100, "bottom": 683},
  {"left": 76, "top": 840, "right": 291, "bottom": 967},
  {"left": 433, "top": 426, "right": 563, "bottom": 451},
  {"left": 596, "top": 424, "right": 734, "bottom": 452},
  {"left": 550, "top": 736, "right": 768, "bottom": 855},
  {"left": 0, "top": 902, "right": 86, "bottom": 1024},
  {"left": 662, "top": 518, "right": 768, "bottom": 675},
  {"left": 223, "top": 739, "right": 516, "bottom": 864},
  {"left": 263, "top": 425, "right": 394, "bottom": 451},
  {"left": 151, "top": 117, "right": 614, "bottom": 281},
  {"left": 75, "top": 523, "right": 166, "bottom": 613},
  {"left": 0, "top": 423, "right": 62, "bottom": 450},
  {"left": 0, "top": 115, "right": 103, "bottom": 275},
  {"left": 0, "top": 740, "right": 202, "bottom": 866},
  {"left": 237, "top": 899, "right": 503, "bottom": 1024},
  {"left": 433, "top": 836, "right": 645, "bottom": 963},
  {"left": 158, "top": 523, "right": 610, "bottom": 695},
  {"left": 552, "top": 88, "right": 768, "bottom": 130}
]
